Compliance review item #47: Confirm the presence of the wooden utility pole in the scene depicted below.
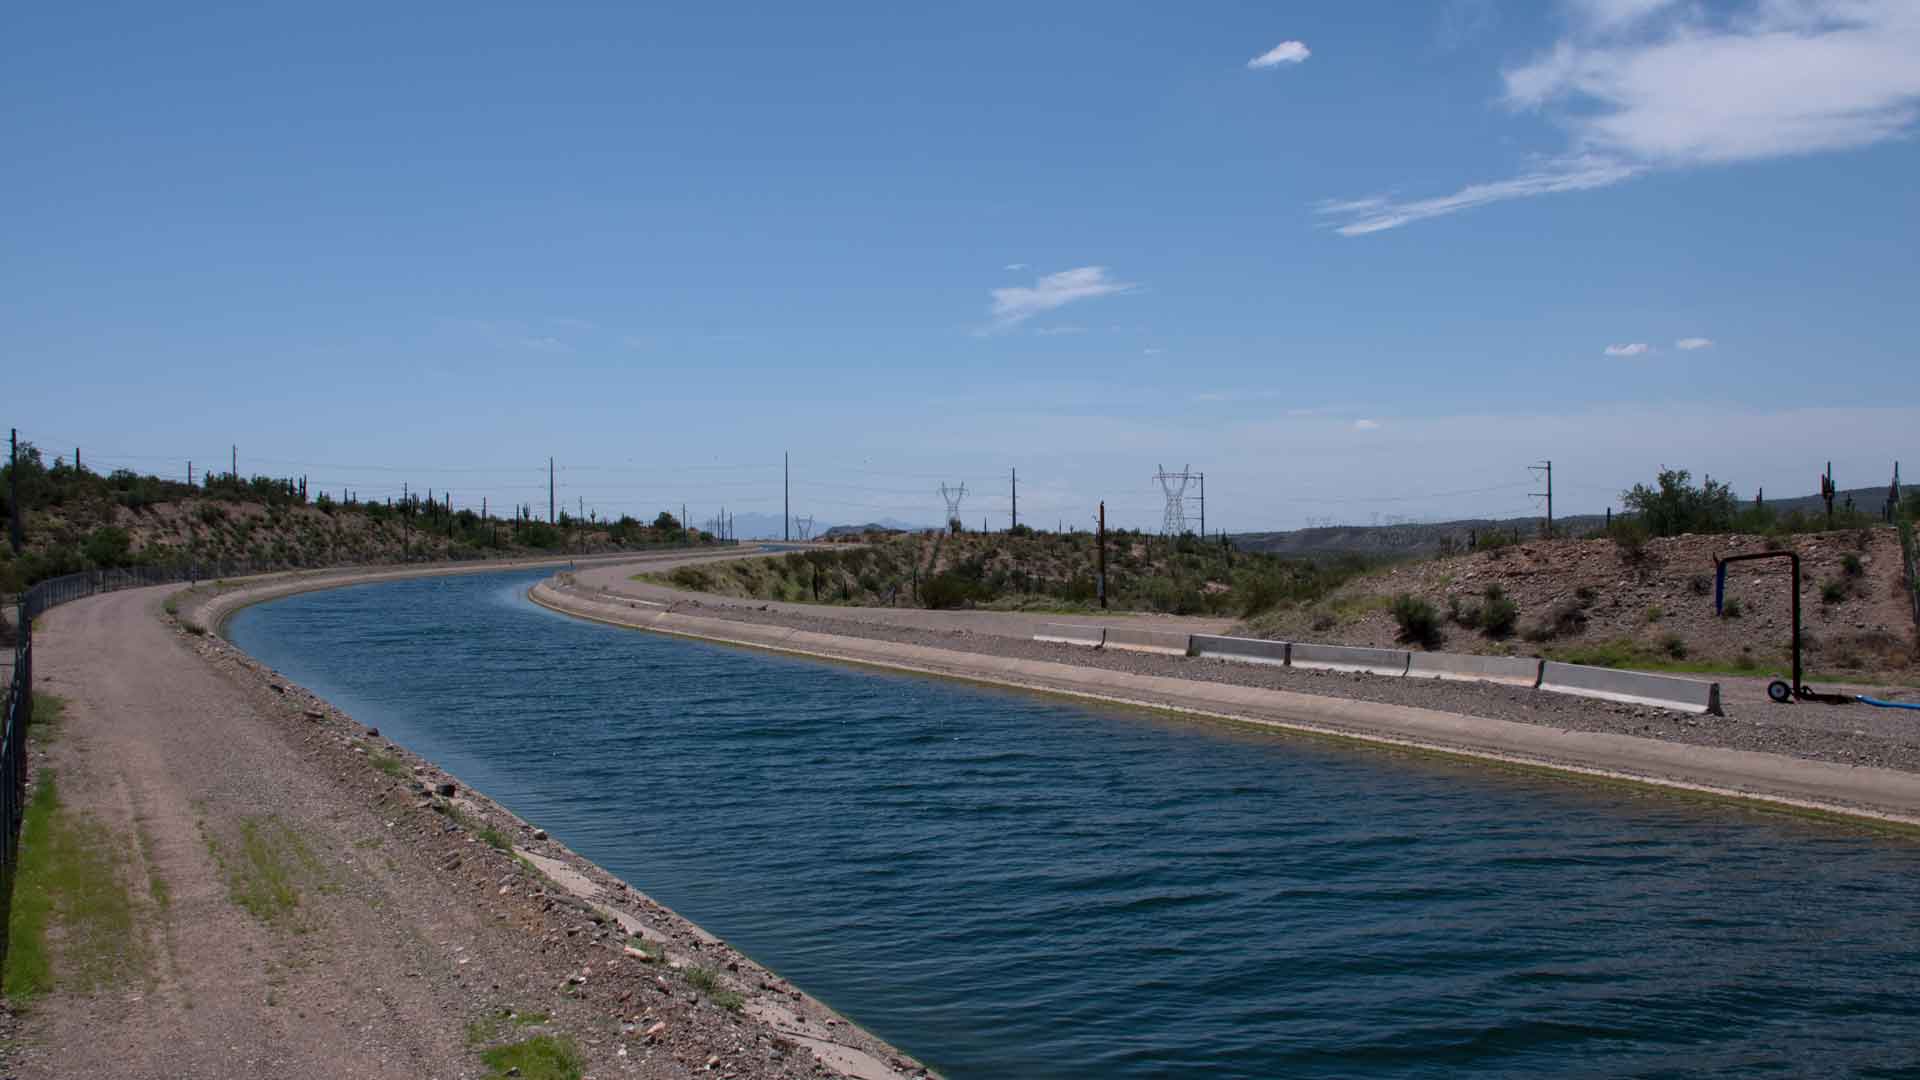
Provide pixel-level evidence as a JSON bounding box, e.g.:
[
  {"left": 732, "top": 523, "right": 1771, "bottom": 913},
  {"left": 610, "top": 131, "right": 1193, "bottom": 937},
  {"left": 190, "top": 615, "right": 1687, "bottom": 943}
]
[
  {"left": 9, "top": 428, "right": 21, "bottom": 554},
  {"left": 231, "top": 445, "right": 237, "bottom": 482},
  {"left": 1010, "top": 467, "right": 1017, "bottom": 532},
  {"left": 1097, "top": 501, "right": 1107, "bottom": 610}
]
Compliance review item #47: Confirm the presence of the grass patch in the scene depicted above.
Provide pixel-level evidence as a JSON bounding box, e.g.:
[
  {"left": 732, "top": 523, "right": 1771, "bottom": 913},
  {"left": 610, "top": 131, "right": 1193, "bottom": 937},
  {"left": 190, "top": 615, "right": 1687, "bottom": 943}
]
[
  {"left": 684, "top": 965, "right": 744, "bottom": 1012},
  {"left": 4, "top": 769, "right": 151, "bottom": 1000},
  {"left": 480, "top": 1035, "right": 583, "bottom": 1080},
  {"left": 214, "top": 816, "right": 323, "bottom": 928},
  {"left": 476, "top": 825, "right": 511, "bottom": 852},
  {"left": 366, "top": 750, "right": 408, "bottom": 779}
]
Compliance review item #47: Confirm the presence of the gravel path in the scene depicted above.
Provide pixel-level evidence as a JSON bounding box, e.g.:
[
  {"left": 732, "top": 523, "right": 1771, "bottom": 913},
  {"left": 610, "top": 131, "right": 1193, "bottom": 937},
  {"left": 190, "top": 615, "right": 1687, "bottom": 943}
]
[{"left": 5, "top": 582, "right": 930, "bottom": 1080}]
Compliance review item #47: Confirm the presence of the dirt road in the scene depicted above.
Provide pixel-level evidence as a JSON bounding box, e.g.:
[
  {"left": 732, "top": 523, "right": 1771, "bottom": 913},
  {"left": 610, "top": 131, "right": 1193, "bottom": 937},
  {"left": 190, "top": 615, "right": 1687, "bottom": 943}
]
[{"left": 6, "top": 579, "right": 928, "bottom": 1079}]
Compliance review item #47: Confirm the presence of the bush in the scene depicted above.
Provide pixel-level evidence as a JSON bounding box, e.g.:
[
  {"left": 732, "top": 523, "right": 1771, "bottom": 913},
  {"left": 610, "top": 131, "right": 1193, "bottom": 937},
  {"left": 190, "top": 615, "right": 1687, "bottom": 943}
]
[
  {"left": 1689, "top": 574, "right": 1713, "bottom": 596},
  {"left": 1609, "top": 518, "right": 1652, "bottom": 562},
  {"left": 1621, "top": 468, "right": 1736, "bottom": 537},
  {"left": 1721, "top": 597, "right": 1743, "bottom": 619},
  {"left": 1660, "top": 633, "right": 1688, "bottom": 659},
  {"left": 1821, "top": 580, "right": 1848, "bottom": 604},
  {"left": 920, "top": 572, "right": 979, "bottom": 610},
  {"left": 1525, "top": 599, "right": 1589, "bottom": 643},
  {"left": 1842, "top": 553, "right": 1864, "bottom": 578},
  {"left": 83, "top": 526, "right": 133, "bottom": 567},
  {"left": 1447, "top": 595, "right": 1482, "bottom": 629},
  {"left": 1481, "top": 585, "right": 1518, "bottom": 639},
  {"left": 1390, "top": 594, "right": 1444, "bottom": 650}
]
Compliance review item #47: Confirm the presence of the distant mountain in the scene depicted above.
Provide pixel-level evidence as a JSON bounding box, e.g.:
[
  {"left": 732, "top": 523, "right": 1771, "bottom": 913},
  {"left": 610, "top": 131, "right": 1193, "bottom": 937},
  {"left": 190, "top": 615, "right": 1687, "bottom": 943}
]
[
  {"left": 722, "top": 513, "right": 932, "bottom": 540},
  {"left": 818, "top": 517, "right": 931, "bottom": 539}
]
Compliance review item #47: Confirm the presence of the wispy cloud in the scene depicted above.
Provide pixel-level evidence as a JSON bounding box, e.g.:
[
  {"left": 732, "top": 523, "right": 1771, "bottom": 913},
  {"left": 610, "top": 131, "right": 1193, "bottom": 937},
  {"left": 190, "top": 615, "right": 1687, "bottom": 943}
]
[
  {"left": 519, "top": 337, "right": 571, "bottom": 353},
  {"left": 1321, "top": 155, "right": 1642, "bottom": 236},
  {"left": 1605, "top": 342, "right": 1651, "bottom": 357},
  {"left": 1034, "top": 325, "right": 1087, "bottom": 336},
  {"left": 1354, "top": 418, "right": 1382, "bottom": 431},
  {"left": 1321, "top": 0, "right": 1920, "bottom": 235},
  {"left": 986, "top": 267, "right": 1136, "bottom": 332},
  {"left": 1675, "top": 336, "right": 1714, "bottom": 350},
  {"left": 1248, "top": 40, "right": 1311, "bottom": 68},
  {"left": 1004, "top": 263, "right": 1028, "bottom": 271}
]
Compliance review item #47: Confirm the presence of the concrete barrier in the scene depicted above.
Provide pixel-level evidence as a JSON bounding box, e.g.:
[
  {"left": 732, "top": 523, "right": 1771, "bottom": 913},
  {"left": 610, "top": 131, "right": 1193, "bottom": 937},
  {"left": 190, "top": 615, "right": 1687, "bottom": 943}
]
[
  {"left": 1407, "top": 652, "right": 1543, "bottom": 688},
  {"left": 1190, "top": 635, "right": 1291, "bottom": 666},
  {"left": 1102, "top": 627, "right": 1194, "bottom": 656},
  {"left": 1289, "top": 643, "right": 1410, "bottom": 676},
  {"left": 1539, "top": 661, "right": 1723, "bottom": 715},
  {"left": 1033, "top": 623, "right": 1106, "bottom": 648}
]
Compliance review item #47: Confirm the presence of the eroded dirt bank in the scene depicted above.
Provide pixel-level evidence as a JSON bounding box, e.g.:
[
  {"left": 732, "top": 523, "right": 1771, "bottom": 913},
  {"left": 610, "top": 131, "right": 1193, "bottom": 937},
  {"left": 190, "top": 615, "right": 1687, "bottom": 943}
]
[{"left": 2, "top": 567, "right": 932, "bottom": 1080}]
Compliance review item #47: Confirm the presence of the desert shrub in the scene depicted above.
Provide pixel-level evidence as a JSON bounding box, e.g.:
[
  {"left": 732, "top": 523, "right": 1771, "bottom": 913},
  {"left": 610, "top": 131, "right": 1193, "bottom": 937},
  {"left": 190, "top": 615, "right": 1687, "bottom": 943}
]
[
  {"left": 1390, "top": 594, "right": 1444, "bottom": 650},
  {"left": 920, "top": 572, "right": 979, "bottom": 610},
  {"left": 668, "top": 566, "right": 712, "bottom": 590},
  {"left": 1821, "top": 580, "right": 1848, "bottom": 604},
  {"left": 1689, "top": 574, "right": 1712, "bottom": 596},
  {"left": 1310, "top": 612, "right": 1336, "bottom": 633},
  {"left": 83, "top": 525, "right": 133, "bottom": 567},
  {"left": 1609, "top": 518, "right": 1652, "bottom": 563},
  {"left": 1841, "top": 553, "right": 1864, "bottom": 578},
  {"left": 1447, "top": 595, "right": 1482, "bottom": 629},
  {"left": 1645, "top": 604, "right": 1664, "bottom": 623},
  {"left": 1621, "top": 468, "right": 1736, "bottom": 537},
  {"left": 1574, "top": 585, "right": 1598, "bottom": 606},
  {"left": 1721, "top": 597, "right": 1743, "bottom": 618},
  {"left": 1480, "top": 585, "right": 1519, "bottom": 639},
  {"left": 1524, "top": 599, "right": 1589, "bottom": 643},
  {"left": 1660, "top": 633, "right": 1688, "bottom": 659}
]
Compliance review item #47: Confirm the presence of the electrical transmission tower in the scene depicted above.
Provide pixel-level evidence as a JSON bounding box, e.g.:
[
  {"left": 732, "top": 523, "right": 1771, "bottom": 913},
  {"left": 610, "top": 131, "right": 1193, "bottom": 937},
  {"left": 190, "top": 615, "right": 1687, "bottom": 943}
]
[
  {"left": 1154, "top": 464, "right": 1197, "bottom": 536},
  {"left": 938, "top": 482, "right": 967, "bottom": 524},
  {"left": 795, "top": 515, "right": 815, "bottom": 541}
]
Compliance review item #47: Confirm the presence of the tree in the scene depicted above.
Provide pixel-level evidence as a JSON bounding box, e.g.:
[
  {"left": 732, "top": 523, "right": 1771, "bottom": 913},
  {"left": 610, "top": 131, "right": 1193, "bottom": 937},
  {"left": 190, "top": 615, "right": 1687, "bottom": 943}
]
[
  {"left": 652, "top": 510, "right": 681, "bottom": 532},
  {"left": 1622, "top": 468, "right": 1737, "bottom": 537}
]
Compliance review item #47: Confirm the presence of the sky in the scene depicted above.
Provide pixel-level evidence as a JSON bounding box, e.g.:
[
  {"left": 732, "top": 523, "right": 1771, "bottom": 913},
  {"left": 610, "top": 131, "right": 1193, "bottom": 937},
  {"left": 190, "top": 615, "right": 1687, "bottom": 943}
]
[{"left": 4, "top": 0, "right": 1917, "bottom": 534}]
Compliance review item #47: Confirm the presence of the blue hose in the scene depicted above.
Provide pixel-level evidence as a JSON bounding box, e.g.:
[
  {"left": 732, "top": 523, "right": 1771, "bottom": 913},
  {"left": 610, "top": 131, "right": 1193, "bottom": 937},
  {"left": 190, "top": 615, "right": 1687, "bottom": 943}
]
[{"left": 1856, "top": 695, "right": 1920, "bottom": 711}]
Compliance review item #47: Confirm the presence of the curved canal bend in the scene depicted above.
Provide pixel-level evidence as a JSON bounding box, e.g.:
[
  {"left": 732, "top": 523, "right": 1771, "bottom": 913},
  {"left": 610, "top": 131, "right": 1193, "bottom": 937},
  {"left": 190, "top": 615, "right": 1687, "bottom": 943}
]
[{"left": 228, "top": 569, "right": 1920, "bottom": 1078}]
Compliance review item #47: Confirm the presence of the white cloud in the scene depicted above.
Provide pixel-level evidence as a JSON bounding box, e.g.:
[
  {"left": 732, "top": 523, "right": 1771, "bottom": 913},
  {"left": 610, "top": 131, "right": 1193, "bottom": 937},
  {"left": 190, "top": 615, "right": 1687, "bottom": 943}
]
[
  {"left": 1321, "top": 155, "right": 1642, "bottom": 236},
  {"left": 1354, "top": 418, "right": 1382, "bottom": 430},
  {"left": 986, "top": 267, "right": 1136, "bottom": 331},
  {"left": 1676, "top": 336, "right": 1714, "bottom": 350},
  {"left": 1034, "top": 325, "right": 1087, "bottom": 336},
  {"left": 518, "top": 336, "right": 570, "bottom": 353},
  {"left": 1004, "top": 263, "right": 1028, "bottom": 271},
  {"left": 1248, "top": 40, "right": 1311, "bottom": 68},
  {"left": 1322, "top": 1, "right": 1920, "bottom": 234},
  {"left": 1143, "top": 347, "right": 1164, "bottom": 356},
  {"left": 1605, "top": 342, "right": 1652, "bottom": 357}
]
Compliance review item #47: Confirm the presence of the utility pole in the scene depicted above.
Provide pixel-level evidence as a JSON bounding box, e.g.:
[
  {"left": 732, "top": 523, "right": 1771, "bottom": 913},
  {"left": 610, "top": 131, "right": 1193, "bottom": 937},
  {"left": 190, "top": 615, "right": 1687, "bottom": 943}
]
[
  {"left": 1010, "top": 467, "right": 1017, "bottom": 532},
  {"left": 232, "top": 444, "right": 237, "bottom": 482},
  {"left": 8, "top": 428, "right": 21, "bottom": 555},
  {"left": 1529, "top": 460, "right": 1553, "bottom": 537},
  {"left": 1096, "top": 501, "right": 1107, "bottom": 610},
  {"left": 1197, "top": 472, "right": 1205, "bottom": 538},
  {"left": 784, "top": 452, "right": 790, "bottom": 542},
  {"left": 549, "top": 458, "right": 556, "bottom": 524},
  {"left": 75, "top": 447, "right": 81, "bottom": 473},
  {"left": 188, "top": 461, "right": 193, "bottom": 488}
]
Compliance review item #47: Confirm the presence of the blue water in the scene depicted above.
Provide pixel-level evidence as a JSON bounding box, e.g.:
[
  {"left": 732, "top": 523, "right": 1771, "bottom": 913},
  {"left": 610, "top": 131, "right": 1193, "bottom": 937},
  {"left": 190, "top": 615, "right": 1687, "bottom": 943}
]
[{"left": 229, "top": 569, "right": 1920, "bottom": 1078}]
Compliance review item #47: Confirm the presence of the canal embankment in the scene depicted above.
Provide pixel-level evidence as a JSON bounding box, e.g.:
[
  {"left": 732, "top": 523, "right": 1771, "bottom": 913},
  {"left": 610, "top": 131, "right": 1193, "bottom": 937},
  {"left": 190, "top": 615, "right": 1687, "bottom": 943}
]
[
  {"left": 2, "top": 563, "right": 930, "bottom": 1080},
  {"left": 532, "top": 575, "right": 1920, "bottom": 830}
]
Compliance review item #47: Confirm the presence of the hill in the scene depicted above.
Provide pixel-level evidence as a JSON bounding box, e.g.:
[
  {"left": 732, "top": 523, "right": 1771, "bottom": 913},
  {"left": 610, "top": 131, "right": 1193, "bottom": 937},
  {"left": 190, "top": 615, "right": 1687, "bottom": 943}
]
[
  {"left": 647, "top": 528, "right": 1377, "bottom": 615},
  {"left": 0, "top": 444, "right": 714, "bottom": 592},
  {"left": 1233, "top": 484, "right": 1905, "bottom": 559},
  {"left": 1236, "top": 528, "right": 1915, "bottom": 679}
]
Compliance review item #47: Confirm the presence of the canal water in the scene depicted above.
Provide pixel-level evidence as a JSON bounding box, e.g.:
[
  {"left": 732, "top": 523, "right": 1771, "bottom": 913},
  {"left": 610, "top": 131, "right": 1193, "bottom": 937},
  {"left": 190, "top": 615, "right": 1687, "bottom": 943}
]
[{"left": 228, "top": 569, "right": 1920, "bottom": 1078}]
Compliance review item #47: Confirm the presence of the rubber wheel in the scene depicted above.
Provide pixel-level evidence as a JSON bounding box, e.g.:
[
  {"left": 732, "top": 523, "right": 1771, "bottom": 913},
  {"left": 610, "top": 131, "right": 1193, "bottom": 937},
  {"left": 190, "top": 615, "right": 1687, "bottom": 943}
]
[{"left": 1767, "top": 680, "right": 1794, "bottom": 704}]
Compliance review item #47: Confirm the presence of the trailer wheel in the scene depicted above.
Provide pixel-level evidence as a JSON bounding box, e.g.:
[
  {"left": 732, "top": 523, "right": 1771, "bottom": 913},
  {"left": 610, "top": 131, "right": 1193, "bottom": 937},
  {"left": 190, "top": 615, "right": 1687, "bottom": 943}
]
[{"left": 1767, "top": 680, "right": 1793, "bottom": 704}]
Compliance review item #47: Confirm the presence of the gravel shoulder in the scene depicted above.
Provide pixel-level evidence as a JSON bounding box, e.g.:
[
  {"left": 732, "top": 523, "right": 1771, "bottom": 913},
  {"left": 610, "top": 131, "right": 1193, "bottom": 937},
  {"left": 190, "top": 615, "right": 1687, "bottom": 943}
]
[{"left": 3, "top": 569, "right": 932, "bottom": 1080}]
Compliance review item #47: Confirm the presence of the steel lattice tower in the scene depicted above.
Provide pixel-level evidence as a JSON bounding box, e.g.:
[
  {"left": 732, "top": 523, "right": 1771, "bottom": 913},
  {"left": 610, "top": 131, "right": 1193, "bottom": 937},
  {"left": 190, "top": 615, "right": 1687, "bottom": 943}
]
[
  {"left": 1154, "top": 464, "right": 1194, "bottom": 536},
  {"left": 938, "top": 482, "right": 968, "bottom": 523}
]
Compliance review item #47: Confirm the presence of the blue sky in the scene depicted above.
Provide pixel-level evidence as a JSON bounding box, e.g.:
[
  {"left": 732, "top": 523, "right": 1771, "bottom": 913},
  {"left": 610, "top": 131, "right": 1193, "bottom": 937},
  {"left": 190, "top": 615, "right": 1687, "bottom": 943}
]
[{"left": 5, "top": 0, "right": 1916, "bottom": 533}]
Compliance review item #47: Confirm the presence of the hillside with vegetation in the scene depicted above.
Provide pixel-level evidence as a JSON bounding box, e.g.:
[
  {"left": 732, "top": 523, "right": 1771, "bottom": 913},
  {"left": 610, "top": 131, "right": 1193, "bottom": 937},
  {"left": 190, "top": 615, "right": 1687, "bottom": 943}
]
[
  {"left": 650, "top": 526, "right": 1379, "bottom": 616},
  {"left": 0, "top": 442, "right": 713, "bottom": 593},
  {"left": 1239, "top": 470, "right": 1920, "bottom": 679}
]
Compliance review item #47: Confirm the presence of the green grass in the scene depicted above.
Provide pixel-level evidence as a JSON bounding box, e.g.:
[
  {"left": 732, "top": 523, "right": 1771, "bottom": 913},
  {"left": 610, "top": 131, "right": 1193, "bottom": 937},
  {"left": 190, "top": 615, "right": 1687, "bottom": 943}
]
[
  {"left": 476, "top": 825, "right": 511, "bottom": 851},
  {"left": 480, "top": 1035, "right": 583, "bottom": 1080},
  {"left": 4, "top": 768, "right": 152, "bottom": 1000},
  {"left": 211, "top": 816, "right": 323, "bottom": 927},
  {"left": 684, "top": 965, "right": 744, "bottom": 1012},
  {"left": 366, "top": 750, "right": 408, "bottom": 779}
]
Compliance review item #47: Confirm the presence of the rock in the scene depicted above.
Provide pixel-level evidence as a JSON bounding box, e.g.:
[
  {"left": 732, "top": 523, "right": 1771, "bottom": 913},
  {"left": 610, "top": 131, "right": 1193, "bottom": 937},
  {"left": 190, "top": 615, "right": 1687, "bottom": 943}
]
[
  {"left": 366, "top": 726, "right": 380, "bottom": 737},
  {"left": 644, "top": 1021, "right": 667, "bottom": 1040},
  {"left": 533, "top": 829, "right": 548, "bottom": 840},
  {"left": 304, "top": 709, "right": 324, "bottom": 720},
  {"left": 270, "top": 683, "right": 287, "bottom": 694},
  {"left": 436, "top": 782, "right": 457, "bottom": 797}
]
